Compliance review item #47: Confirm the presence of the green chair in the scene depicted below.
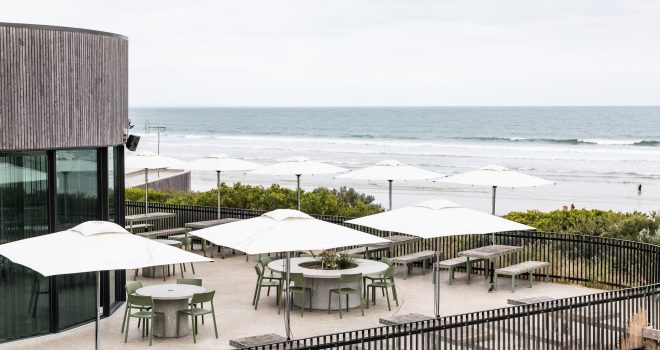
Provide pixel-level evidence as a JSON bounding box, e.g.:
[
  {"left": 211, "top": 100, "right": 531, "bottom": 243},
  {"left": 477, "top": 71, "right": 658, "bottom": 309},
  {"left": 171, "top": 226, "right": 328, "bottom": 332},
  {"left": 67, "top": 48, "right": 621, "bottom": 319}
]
[
  {"left": 366, "top": 266, "right": 398, "bottom": 311},
  {"left": 259, "top": 256, "right": 282, "bottom": 295},
  {"left": 328, "top": 273, "right": 364, "bottom": 319},
  {"left": 298, "top": 252, "right": 313, "bottom": 258},
  {"left": 253, "top": 264, "right": 281, "bottom": 310},
  {"left": 121, "top": 281, "right": 150, "bottom": 333},
  {"left": 177, "top": 278, "right": 205, "bottom": 323},
  {"left": 176, "top": 290, "right": 218, "bottom": 343},
  {"left": 175, "top": 236, "right": 196, "bottom": 274},
  {"left": 363, "top": 257, "right": 394, "bottom": 298},
  {"left": 124, "top": 294, "right": 164, "bottom": 346},
  {"left": 279, "top": 272, "right": 311, "bottom": 316},
  {"left": 177, "top": 278, "right": 202, "bottom": 286}
]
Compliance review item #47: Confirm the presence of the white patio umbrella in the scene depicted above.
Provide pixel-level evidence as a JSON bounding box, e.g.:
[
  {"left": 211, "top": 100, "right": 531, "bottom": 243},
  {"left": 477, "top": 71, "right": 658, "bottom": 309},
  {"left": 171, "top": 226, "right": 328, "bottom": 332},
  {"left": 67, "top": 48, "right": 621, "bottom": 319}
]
[
  {"left": 187, "top": 154, "right": 261, "bottom": 219},
  {"left": 436, "top": 165, "right": 554, "bottom": 216},
  {"left": 124, "top": 151, "right": 187, "bottom": 213},
  {"left": 193, "top": 209, "right": 389, "bottom": 339},
  {"left": 336, "top": 160, "right": 440, "bottom": 210},
  {"left": 248, "top": 157, "right": 348, "bottom": 210},
  {"left": 346, "top": 199, "right": 535, "bottom": 317},
  {"left": 0, "top": 221, "right": 212, "bottom": 350}
]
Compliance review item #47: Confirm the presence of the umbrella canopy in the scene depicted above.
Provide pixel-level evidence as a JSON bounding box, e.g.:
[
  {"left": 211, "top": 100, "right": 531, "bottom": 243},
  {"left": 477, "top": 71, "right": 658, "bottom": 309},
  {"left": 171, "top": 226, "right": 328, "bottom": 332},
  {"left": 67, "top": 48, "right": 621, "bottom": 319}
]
[
  {"left": 0, "top": 221, "right": 211, "bottom": 276},
  {"left": 248, "top": 157, "right": 348, "bottom": 210},
  {"left": 193, "top": 209, "right": 389, "bottom": 255},
  {"left": 124, "top": 151, "right": 187, "bottom": 213},
  {"left": 436, "top": 165, "right": 554, "bottom": 215},
  {"left": 0, "top": 221, "right": 211, "bottom": 349},
  {"left": 188, "top": 154, "right": 261, "bottom": 219},
  {"left": 347, "top": 198, "right": 535, "bottom": 317},
  {"left": 347, "top": 198, "right": 534, "bottom": 238},
  {"left": 336, "top": 160, "right": 440, "bottom": 210},
  {"left": 193, "top": 209, "right": 388, "bottom": 339}
]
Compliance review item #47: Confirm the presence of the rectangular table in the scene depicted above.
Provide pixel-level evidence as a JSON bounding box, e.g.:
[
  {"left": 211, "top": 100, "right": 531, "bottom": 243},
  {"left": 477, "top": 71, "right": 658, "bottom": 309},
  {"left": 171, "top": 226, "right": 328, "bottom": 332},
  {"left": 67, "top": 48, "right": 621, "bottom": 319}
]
[
  {"left": 364, "top": 234, "right": 420, "bottom": 258},
  {"left": 125, "top": 212, "right": 176, "bottom": 233},
  {"left": 186, "top": 218, "right": 241, "bottom": 258},
  {"left": 458, "top": 244, "right": 522, "bottom": 284}
]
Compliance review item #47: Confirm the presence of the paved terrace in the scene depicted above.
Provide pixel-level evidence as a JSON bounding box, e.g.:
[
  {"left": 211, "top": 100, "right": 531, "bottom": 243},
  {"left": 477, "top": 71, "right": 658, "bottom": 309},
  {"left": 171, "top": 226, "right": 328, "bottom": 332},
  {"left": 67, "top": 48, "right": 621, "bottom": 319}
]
[{"left": 1, "top": 252, "right": 603, "bottom": 350}]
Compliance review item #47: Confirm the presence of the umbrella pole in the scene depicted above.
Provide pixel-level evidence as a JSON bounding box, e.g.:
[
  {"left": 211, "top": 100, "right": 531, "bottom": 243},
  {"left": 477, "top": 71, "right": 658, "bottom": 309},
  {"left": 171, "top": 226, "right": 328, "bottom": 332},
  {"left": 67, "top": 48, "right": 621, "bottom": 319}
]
[
  {"left": 434, "top": 238, "right": 441, "bottom": 318},
  {"left": 296, "top": 174, "right": 301, "bottom": 211},
  {"left": 388, "top": 180, "right": 393, "bottom": 256},
  {"left": 285, "top": 251, "right": 292, "bottom": 340},
  {"left": 95, "top": 270, "right": 100, "bottom": 350},
  {"left": 217, "top": 170, "right": 222, "bottom": 219},
  {"left": 144, "top": 168, "right": 149, "bottom": 214},
  {"left": 491, "top": 186, "right": 497, "bottom": 244}
]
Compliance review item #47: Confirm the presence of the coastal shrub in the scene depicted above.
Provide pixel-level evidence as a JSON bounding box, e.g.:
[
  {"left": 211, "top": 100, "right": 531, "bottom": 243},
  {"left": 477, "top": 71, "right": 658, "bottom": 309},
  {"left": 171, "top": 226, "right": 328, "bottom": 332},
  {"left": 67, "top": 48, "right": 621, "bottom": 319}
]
[
  {"left": 503, "top": 209, "right": 660, "bottom": 243},
  {"left": 125, "top": 183, "right": 384, "bottom": 217}
]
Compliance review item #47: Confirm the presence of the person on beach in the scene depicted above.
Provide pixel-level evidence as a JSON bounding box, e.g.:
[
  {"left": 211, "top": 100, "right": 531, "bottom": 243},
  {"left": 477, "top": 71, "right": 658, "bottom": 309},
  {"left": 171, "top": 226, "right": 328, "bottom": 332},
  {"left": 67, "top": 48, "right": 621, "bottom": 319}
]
[{"left": 638, "top": 184, "right": 642, "bottom": 195}]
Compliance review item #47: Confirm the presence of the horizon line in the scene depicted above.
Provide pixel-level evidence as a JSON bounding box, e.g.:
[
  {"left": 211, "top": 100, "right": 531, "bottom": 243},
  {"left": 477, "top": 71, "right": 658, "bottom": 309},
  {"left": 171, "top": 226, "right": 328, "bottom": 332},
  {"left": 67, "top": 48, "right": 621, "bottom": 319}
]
[{"left": 129, "top": 105, "right": 660, "bottom": 109}]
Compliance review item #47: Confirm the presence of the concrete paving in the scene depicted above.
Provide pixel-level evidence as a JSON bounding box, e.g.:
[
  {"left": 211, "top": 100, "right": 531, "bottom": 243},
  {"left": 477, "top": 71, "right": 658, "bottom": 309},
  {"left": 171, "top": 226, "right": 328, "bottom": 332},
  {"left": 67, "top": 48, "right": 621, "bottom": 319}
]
[{"left": 1, "top": 252, "right": 603, "bottom": 350}]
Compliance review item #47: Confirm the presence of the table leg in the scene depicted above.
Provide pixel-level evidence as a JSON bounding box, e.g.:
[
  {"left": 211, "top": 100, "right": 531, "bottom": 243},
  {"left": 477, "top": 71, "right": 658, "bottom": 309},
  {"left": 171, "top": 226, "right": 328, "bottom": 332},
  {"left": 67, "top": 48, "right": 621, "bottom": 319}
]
[
  {"left": 152, "top": 299, "right": 190, "bottom": 338},
  {"left": 466, "top": 257, "right": 471, "bottom": 284},
  {"left": 489, "top": 261, "right": 495, "bottom": 284}
]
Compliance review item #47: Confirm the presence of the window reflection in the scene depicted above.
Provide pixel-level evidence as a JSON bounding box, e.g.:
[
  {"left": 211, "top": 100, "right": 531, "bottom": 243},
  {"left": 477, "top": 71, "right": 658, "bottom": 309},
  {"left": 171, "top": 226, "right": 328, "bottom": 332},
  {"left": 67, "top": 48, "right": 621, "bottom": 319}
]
[{"left": 0, "top": 153, "right": 50, "bottom": 341}]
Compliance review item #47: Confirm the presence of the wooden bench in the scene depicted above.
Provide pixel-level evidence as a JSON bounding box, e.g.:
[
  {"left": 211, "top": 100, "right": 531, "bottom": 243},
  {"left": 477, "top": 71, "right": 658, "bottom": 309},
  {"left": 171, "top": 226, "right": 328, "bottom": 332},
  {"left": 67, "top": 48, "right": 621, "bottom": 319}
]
[
  {"left": 137, "top": 227, "right": 187, "bottom": 238},
  {"left": 229, "top": 333, "right": 289, "bottom": 349},
  {"left": 433, "top": 256, "right": 485, "bottom": 284},
  {"left": 392, "top": 250, "right": 436, "bottom": 279},
  {"left": 507, "top": 295, "right": 555, "bottom": 305},
  {"left": 494, "top": 261, "right": 549, "bottom": 292},
  {"left": 125, "top": 223, "right": 153, "bottom": 232}
]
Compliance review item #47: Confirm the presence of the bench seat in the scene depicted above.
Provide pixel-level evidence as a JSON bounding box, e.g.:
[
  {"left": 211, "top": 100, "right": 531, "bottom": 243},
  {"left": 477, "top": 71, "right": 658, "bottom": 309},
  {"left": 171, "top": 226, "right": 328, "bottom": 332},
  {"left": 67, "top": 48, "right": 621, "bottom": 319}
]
[
  {"left": 494, "top": 261, "right": 549, "bottom": 292},
  {"left": 137, "top": 227, "right": 187, "bottom": 238},
  {"left": 125, "top": 223, "right": 153, "bottom": 232},
  {"left": 392, "top": 250, "right": 436, "bottom": 279}
]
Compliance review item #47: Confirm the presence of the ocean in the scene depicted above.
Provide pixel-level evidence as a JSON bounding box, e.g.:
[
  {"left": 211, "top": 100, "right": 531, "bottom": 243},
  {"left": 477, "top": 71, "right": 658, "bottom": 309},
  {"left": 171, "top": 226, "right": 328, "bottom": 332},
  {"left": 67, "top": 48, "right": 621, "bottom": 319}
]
[{"left": 128, "top": 107, "right": 660, "bottom": 214}]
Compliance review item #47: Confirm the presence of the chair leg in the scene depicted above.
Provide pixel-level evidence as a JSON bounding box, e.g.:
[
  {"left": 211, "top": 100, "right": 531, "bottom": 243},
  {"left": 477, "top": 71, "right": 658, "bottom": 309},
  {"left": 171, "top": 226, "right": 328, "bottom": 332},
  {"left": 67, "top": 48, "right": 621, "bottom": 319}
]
[
  {"left": 212, "top": 308, "right": 219, "bottom": 338},
  {"left": 180, "top": 264, "right": 184, "bottom": 278},
  {"left": 254, "top": 285, "right": 262, "bottom": 310},
  {"left": 149, "top": 318, "right": 154, "bottom": 346},
  {"left": 192, "top": 314, "right": 197, "bottom": 343},
  {"left": 385, "top": 287, "right": 391, "bottom": 311},
  {"left": 124, "top": 315, "right": 131, "bottom": 343},
  {"left": 392, "top": 284, "right": 399, "bottom": 306},
  {"left": 252, "top": 281, "right": 259, "bottom": 306},
  {"left": 121, "top": 305, "right": 129, "bottom": 333},
  {"left": 190, "top": 263, "right": 195, "bottom": 275}
]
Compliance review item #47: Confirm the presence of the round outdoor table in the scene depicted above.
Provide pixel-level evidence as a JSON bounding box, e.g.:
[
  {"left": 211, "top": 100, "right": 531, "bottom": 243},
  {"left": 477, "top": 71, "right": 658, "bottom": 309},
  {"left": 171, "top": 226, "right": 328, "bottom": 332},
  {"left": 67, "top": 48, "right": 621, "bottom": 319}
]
[
  {"left": 142, "top": 239, "right": 182, "bottom": 278},
  {"left": 268, "top": 257, "right": 388, "bottom": 310},
  {"left": 136, "top": 283, "right": 206, "bottom": 338}
]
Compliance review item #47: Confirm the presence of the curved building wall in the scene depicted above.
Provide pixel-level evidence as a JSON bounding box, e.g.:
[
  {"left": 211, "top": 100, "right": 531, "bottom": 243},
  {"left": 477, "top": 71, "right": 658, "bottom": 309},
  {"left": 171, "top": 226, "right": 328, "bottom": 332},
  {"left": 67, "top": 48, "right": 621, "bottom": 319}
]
[
  {"left": 0, "top": 22, "right": 128, "bottom": 151},
  {"left": 0, "top": 23, "right": 128, "bottom": 343}
]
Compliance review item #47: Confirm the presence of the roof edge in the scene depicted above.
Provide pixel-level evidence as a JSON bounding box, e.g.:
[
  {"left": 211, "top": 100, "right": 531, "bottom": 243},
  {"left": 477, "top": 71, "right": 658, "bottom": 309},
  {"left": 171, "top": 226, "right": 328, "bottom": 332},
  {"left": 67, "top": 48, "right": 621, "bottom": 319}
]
[{"left": 0, "top": 22, "right": 128, "bottom": 40}]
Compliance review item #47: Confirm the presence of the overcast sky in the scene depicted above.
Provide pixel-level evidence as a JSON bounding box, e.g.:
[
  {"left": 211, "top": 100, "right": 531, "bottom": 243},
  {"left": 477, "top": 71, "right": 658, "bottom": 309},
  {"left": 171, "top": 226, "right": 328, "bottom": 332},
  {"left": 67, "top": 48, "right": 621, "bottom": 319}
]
[{"left": 3, "top": 0, "right": 660, "bottom": 107}]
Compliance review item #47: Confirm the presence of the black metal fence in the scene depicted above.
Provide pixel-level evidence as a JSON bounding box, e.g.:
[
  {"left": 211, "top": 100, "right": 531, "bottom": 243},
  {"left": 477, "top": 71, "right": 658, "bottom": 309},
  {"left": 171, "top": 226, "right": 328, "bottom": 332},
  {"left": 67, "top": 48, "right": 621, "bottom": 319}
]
[{"left": 125, "top": 201, "right": 660, "bottom": 349}]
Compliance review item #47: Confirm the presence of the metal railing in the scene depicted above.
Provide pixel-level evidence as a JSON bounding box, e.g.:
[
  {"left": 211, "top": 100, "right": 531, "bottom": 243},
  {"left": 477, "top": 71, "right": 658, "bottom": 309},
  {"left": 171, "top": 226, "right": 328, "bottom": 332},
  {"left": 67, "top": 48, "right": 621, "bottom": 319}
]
[{"left": 125, "top": 201, "right": 660, "bottom": 349}]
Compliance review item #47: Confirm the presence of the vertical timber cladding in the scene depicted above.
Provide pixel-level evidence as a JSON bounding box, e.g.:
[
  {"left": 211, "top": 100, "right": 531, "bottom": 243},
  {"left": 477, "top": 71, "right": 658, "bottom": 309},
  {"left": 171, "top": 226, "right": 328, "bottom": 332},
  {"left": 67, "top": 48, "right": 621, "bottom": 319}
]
[{"left": 0, "top": 23, "right": 128, "bottom": 151}]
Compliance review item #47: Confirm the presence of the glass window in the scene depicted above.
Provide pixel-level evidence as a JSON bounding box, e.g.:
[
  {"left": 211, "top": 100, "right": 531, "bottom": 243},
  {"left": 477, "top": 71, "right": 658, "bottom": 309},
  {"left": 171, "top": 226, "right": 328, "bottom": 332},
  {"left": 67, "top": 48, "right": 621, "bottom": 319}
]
[
  {"left": 55, "top": 149, "right": 99, "bottom": 329},
  {"left": 0, "top": 152, "right": 50, "bottom": 342}
]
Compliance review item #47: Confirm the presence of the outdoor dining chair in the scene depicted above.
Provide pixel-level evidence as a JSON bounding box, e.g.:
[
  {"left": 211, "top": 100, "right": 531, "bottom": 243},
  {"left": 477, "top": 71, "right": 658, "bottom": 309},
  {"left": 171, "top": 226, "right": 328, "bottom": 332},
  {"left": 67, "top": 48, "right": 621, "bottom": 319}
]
[
  {"left": 253, "top": 264, "right": 282, "bottom": 310},
  {"left": 121, "top": 281, "right": 151, "bottom": 333},
  {"left": 177, "top": 278, "right": 205, "bottom": 323},
  {"left": 366, "top": 266, "right": 398, "bottom": 311},
  {"left": 363, "top": 257, "right": 393, "bottom": 298},
  {"left": 279, "top": 272, "right": 312, "bottom": 316},
  {"left": 124, "top": 294, "right": 164, "bottom": 346},
  {"left": 176, "top": 290, "right": 219, "bottom": 343},
  {"left": 328, "top": 273, "right": 364, "bottom": 319}
]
